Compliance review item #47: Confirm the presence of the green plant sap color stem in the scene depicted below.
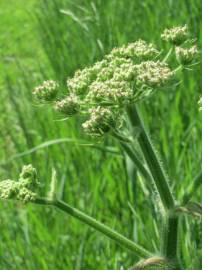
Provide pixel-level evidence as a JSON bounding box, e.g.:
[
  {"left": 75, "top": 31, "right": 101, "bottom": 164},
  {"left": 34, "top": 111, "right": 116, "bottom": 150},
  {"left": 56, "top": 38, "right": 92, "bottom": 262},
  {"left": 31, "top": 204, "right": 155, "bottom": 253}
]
[
  {"left": 126, "top": 105, "right": 175, "bottom": 210},
  {"left": 120, "top": 142, "right": 153, "bottom": 183},
  {"left": 126, "top": 105, "right": 181, "bottom": 267},
  {"left": 35, "top": 197, "right": 152, "bottom": 258},
  {"left": 161, "top": 214, "right": 180, "bottom": 263}
]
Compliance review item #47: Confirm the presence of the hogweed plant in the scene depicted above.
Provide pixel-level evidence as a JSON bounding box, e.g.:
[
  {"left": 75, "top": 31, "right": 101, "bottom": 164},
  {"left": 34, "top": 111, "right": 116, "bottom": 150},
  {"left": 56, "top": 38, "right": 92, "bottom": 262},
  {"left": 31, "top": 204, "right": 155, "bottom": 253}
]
[{"left": 1, "top": 25, "right": 201, "bottom": 269}]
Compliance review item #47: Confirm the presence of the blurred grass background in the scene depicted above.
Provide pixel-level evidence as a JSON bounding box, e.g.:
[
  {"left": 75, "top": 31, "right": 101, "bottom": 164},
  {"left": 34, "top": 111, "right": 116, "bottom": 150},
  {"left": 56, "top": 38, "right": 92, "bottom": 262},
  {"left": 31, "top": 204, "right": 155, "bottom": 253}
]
[{"left": 0, "top": 0, "right": 202, "bottom": 269}]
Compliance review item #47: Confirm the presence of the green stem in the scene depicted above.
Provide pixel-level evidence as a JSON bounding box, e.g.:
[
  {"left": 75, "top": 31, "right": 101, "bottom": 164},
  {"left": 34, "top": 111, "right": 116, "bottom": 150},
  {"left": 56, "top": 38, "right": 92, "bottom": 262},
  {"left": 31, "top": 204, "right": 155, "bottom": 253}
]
[
  {"left": 35, "top": 197, "right": 151, "bottom": 258},
  {"left": 120, "top": 142, "right": 153, "bottom": 184},
  {"left": 163, "top": 46, "right": 173, "bottom": 62},
  {"left": 162, "top": 215, "right": 182, "bottom": 270},
  {"left": 126, "top": 105, "right": 181, "bottom": 266},
  {"left": 126, "top": 105, "right": 175, "bottom": 210},
  {"left": 162, "top": 215, "right": 178, "bottom": 258}
]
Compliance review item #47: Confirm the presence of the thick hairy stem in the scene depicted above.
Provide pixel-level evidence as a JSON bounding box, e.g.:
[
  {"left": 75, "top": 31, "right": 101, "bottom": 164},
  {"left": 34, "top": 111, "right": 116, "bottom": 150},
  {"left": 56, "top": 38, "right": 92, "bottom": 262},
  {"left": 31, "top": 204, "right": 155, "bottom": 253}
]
[
  {"left": 161, "top": 215, "right": 179, "bottom": 261},
  {"left": 120, "top": 142, "right": 153, "bottom": 184},
  {"left": 35, "top": 198, "right": 151, "bottom": 258},
  {"left": 126, "top": 105, "right": 181, "bottom": 267},
  {"left": 126, "top": 105, "right": 175, "bottom": 210}
]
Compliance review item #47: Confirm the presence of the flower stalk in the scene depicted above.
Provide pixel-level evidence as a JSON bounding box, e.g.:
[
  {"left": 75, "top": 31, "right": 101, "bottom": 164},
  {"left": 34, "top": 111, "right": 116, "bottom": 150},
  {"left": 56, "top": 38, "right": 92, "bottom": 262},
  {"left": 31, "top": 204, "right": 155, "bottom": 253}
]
[
  {"left": 126, "top": 105, "right": 182, "bottom": 268},
  {"left": 35, "top": 197, "right": 152, "bottom": 258},
  {"left": 126, "top": 105, "right": 175, "bottom": 210}
]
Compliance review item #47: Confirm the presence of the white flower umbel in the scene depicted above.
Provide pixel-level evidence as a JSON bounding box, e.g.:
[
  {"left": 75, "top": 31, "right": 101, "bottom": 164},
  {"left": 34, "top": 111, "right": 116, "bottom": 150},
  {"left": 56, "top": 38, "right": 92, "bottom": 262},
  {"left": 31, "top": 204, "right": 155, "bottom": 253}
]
[
  {"left": 86, "top": 80, "right": 133, "bottom": 104},
  {"left": 136, "top": 61, "right": 174, "bottom": 87},
  {"left": 175, "top": 45, "right": 198, "bottom": 65},
  {"left": 34, "top": 25, "right": 198, "bottom": 137},
  {"left": 82, "top": 106, "right": 117, "bottom": 136},
  {"left": 67, "top": 67, "right": 98, "bottom": 95},
  {"left": 161, "top": 25, "right": 188, "bottom": 45},
  {"left": 33, "top": 80, "right": 59, "bottom": 102},
  {"left": 110, "top": 40, "right": 159, "bottom": 59},
  {"left": 55, "top": 94, "right": 80, "bottom": 116}
]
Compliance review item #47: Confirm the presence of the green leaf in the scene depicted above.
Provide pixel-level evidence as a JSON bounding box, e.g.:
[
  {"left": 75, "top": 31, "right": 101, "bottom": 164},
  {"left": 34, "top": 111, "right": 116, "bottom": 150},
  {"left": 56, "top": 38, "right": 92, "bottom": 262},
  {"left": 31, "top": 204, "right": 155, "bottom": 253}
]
[{"left": 0, "top": 138, "right": 121, "bottom": 166}]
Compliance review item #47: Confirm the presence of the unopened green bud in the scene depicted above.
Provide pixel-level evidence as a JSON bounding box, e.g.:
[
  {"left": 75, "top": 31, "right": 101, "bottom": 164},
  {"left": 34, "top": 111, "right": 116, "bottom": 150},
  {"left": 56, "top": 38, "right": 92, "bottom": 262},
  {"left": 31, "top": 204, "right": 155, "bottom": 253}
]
[
  {"left": 17, "top": 187, "right": 37, "bottom": 203},
  {"left": 0, "top": 180, "right": 19, "bottom": 200},
  {"left": 33, "top": 80, "right": 59, "bottom": 102},
  {"left": 0, "top": 165, "right": 39, "bottom": 203},
  {"left": 175, "top": 45, "right": 198, "bottom": 65},
  {"left": 0, "top": 179, "right": 37, "bottom": 203},
  {"left": 19, "top": 164, "right": 39, "bottom": 189},
  {"left": 161, "top": 25, "right": 188, "bottom": 45},
  {"left": 55, "top": 94, "right": 80, "bottom": 116}
]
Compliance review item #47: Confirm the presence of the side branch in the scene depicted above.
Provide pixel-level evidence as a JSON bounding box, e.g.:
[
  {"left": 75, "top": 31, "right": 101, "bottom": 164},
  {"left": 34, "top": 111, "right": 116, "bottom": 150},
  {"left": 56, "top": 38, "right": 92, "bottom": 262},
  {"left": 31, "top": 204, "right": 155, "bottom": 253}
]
[{"left": 35, "top": 197, "right": 152, "bottom": 258}]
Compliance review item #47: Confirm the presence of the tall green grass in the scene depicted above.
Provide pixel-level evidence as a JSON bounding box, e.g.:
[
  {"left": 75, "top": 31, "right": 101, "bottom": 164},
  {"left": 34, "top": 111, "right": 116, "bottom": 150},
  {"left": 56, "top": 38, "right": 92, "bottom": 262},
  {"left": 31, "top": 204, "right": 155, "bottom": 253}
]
[{"left": 0, "top": 0, "right": 202, "bottom": 269}]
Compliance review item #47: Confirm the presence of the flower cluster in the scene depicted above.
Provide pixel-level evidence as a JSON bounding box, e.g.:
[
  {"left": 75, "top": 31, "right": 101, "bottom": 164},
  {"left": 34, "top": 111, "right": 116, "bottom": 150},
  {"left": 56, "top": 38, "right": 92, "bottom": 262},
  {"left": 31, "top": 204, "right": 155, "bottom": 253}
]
[
  {"left": 82, "top": 106, "right": 117, "bottom": 136},
  {"left": 162, "top": 25, "right": 198, "bottom": 68},
  {"left": 136, "top": 61, "right": 174, "bottom": 87},
  {"left": 161, "top": 25, "right": 188, "bottom": 45},
  {"left": 55, "top": 94, "right": 80, "bottom": 116},
  {"left": 86, "top": 80, "right": 133, "bottom": 104},
  {"left": 33, "top": 80, "right": 59, "bottom": 102},
  {"left": 110, "top": 39, "right": 159, "bottom": 59},
  {"left": 67, "top": 68, "right": 97, "bottom": 95},
  {"left": 33, "top": 25, "right": 198, "bottom": 136},
  {"left": 175, "top": 45, "right": 198, "bottom": 65},
  {"left": 0, "top": 165, "right": 39, "bottom": 203}
]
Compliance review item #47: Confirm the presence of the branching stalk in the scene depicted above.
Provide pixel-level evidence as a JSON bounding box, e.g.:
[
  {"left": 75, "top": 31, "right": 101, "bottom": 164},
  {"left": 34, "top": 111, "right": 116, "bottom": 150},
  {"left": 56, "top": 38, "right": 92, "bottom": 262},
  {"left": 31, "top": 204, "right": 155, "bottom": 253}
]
[{"left": 35, "top": 197, "right": 152, "bottom": 258}]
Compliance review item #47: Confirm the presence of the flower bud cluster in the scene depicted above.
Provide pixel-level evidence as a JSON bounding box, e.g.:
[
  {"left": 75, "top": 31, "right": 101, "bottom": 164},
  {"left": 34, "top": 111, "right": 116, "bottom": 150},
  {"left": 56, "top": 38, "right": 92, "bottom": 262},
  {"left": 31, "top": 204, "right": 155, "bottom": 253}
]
[
  {"left": 33, "top": 80, "right": 59, "bottom": 101},
  {"left": 0, "top": 165, "right": 39, "bottom": 203},
  {"left": 110, "top": 40, "right": 159, "bottom": 59},
  {"left": 86, "top": 80, "right": 133, "bottom": 104},
  {"left": 33, "top": 25, "right": 198, "bottom": 136},
  {"left": 161, "top": 25, "right": 198, "bottom": 67},
  {"left": 161, "top": 25, "right": 188, "bottom": 45},
  {"left": 82, "top": 106, "right": 117, "bottom": 136},
  {"left": 136, "top": 61, "right": 174, "bottom": 87},
  {"left": 55, "top": 94, "right": 80, "bottom": 116},
  {"left": 175, "top": 45, "right": 198, "bottom": 65},
  {"left": 96, "top": 58, "right": 134, "bottom": 82}
]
